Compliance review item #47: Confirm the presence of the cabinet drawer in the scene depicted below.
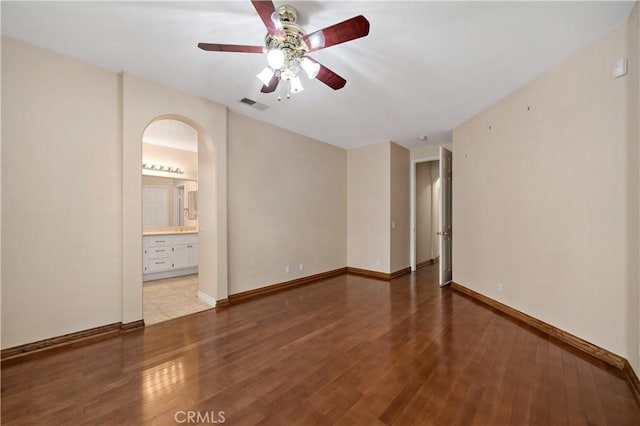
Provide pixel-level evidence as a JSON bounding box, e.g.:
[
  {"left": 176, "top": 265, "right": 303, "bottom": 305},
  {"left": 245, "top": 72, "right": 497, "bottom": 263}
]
[
  {"left": 148, "top": 236, "right": 172, "bottom": 247},
  {"left": 148, "top": 246, "right": 172, "bottom": 259},
  {"left": 173, "top": 235, "right": 198, "bottom": 246},
  {"left": 147, "top": 258, "right": 172, "bottom": 272}
]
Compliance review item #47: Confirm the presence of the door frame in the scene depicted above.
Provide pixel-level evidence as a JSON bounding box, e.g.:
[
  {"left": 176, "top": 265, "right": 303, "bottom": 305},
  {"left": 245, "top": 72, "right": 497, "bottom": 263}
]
[
  {"left": 173, "top": 183, "right": 185, "bottom": 226},
  {"left": 410, "top": 155, "right": 439, "bottom": 271}
]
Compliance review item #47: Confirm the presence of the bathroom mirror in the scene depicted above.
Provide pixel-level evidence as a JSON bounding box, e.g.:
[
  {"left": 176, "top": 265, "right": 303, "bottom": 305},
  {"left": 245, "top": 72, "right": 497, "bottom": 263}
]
[{"left": 142, "top": 175, "right": 198, "bottom": 230}]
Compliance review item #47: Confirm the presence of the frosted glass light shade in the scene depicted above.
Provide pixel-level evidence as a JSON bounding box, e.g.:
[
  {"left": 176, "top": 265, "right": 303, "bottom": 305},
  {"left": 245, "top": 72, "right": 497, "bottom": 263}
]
[
  {"left": 300, "top": 58, "right": 320, "bottom": 79},
  {"left": 266, "top": 49, "right": 285, "bottom": 69},
  {"left": 290, "top": 76, "right": 304, "bottom": 93},
  {"left": 256, "top": 67, "right": 275, "bottom": 86}
]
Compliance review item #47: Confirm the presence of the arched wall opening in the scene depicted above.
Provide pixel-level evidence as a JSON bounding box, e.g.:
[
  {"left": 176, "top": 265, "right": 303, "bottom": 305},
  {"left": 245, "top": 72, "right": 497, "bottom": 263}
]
[
  {"left": 121, "top": 73, "right": 228, "bottom": 324},
  {"left": 141, "top": 116, "right": 213, "bottom": 322}
]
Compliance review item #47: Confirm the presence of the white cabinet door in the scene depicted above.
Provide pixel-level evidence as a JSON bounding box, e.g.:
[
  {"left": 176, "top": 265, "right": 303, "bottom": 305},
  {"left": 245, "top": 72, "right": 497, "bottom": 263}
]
[
  {"left": 189, "top": 244, "right": 199, "bottom": 267},
  {"left": 173, "top": 245, "right": 190, "bottom": 269}
]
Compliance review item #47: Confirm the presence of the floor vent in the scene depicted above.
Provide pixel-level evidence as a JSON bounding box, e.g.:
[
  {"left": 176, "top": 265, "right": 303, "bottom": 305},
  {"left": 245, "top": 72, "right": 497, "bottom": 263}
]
[{"left": 239, "top": 97, "right": 269, "bottom": 111}]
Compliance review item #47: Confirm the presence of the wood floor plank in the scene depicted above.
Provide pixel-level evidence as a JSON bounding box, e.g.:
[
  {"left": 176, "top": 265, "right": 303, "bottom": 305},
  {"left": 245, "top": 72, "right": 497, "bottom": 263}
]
[{"left": 2, "top": 264, "right": 640, "bottom": 425}]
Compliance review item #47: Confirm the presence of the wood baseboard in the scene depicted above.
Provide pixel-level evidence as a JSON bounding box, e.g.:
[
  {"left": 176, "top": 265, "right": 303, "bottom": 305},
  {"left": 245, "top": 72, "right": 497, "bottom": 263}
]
[
  {"left": 120, "top": 319, "right": 145, "bottom": 332},
  {"left": 346, "top": 267, "right": 390, "bottom": 280},
  {"left": 416, "top": 260, "right": 431, "bottom": 270},
  {"left": 2, "top": 322, "right": 122, "bottom": 361},
  {"left": 451, "top": 282, "right": 625, "bottom": 369},
  {"left": 228, "top": 267, "right": 348, "bottom": 305},
  {"left": 623, "top": 359, "right": 640, "bottom": 406},
  {"left": 416, "top": 258, "right": 438, "bottom": 270},
  {"left": 215, "top": 298, "right": 230, "bottom": 308},
  {"left": 346, "top": 266, "right": 411, "bottom": 280},
  {"left": 390, "top": 267, "right": 411, "bottom": 279},
  {"left": 1, "top": 319, "right": 147, "bottom": 361}
]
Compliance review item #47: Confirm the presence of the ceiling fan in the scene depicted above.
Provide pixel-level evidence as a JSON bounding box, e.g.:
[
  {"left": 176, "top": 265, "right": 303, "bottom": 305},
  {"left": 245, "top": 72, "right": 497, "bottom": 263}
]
[{"left": 198, "top": 0, "right": 370, "bottom": 99}]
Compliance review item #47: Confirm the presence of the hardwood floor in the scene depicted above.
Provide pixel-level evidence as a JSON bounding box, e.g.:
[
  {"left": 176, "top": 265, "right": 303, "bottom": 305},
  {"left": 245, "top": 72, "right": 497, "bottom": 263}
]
[{"left": 2, "top": 264, "right": 640, "bottom": 425}]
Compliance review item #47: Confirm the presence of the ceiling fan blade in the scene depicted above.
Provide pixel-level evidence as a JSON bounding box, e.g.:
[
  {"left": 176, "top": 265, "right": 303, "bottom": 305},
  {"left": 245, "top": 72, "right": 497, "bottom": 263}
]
[
  {"left": 198, "top": 43, "right": 264, "bottom": 53},
  {"left": 251, "top": 0, "right": 286, "bottom": 37},
  {"left": 305, "top": 57, "right": 347, "bottom": 90},
  {"left": 261, "top": 74, "right": 279, "bottom": 93},
  {"left": 303, "top": 15, "right": 370, "bottom": 52}
]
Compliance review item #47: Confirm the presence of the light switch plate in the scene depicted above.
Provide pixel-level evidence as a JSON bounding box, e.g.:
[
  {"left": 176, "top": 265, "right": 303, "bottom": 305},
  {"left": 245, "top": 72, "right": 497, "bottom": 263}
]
[{"left": 613, "top": 57, "right": 628, "bottom": 78}]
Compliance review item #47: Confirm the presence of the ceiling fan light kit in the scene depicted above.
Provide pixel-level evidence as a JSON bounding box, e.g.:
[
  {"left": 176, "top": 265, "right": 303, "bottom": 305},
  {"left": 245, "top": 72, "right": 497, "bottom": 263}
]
[{"left": 198, "top": 1, "right": 370, "bottom": 99}]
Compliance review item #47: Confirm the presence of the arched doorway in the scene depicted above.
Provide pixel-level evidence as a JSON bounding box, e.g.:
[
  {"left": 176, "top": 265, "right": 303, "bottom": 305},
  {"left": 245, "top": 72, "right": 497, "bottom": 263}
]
[
  {"left": 120, "top": 73, "right": 228, "bottom": 327},
  {"left": 141, "top": 118, "right": 209, "bottom": 324}
]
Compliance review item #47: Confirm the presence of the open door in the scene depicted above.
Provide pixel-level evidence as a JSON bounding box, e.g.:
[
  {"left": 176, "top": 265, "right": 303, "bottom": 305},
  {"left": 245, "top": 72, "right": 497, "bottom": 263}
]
[{"left": 438, "top": 147, "right": 452, "bottom": 286}]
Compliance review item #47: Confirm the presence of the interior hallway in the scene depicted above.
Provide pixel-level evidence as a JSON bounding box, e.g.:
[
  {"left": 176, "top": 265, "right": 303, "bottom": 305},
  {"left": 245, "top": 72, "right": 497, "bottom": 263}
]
[{"left": 2, "top": 264, "right": 639, "bottom": 425}]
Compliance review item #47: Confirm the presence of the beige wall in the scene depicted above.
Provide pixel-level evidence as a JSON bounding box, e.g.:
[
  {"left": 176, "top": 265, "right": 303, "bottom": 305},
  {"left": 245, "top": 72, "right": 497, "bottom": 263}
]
[
  {"left": 142, "top": 143, "right": 198, "bottom": 181},
  {"left": 635, "top": 2, "right": 640, "bottom": 375},
  {"left": 411, "top": 143, "right": 452, "bottom": 161},
  {"left": 227, "top": 112, "right": 346, "bottom": 294},
  {"left": 629, "top": 2, "right": 640, "bottom": 374},
  {"left": 1, "top": 37, "right": 229, "bottom": 348},
  {"left": 347, "top": 141, "right": 413, "bottom": 274},
  {"left": 347, "top": 142, "right": 391, "bottom": 273},
  {"left": 390, "top": 142, "right": 410, "bottom": 273},
  {"left": 1, "top": 37, "right": 122, "bottom": 348},
  {"left": 453, "top": 5, "right": 640, "bottom": 373}
]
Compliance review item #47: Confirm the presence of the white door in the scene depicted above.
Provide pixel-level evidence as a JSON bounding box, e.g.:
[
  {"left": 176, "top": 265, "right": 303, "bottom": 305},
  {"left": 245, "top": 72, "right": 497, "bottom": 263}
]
[
  {"left": 439, "top": 147, "right": 453, "bottom": 286},
  {"left": 143, "top": 186, "right": 169, "bottom": 227}
]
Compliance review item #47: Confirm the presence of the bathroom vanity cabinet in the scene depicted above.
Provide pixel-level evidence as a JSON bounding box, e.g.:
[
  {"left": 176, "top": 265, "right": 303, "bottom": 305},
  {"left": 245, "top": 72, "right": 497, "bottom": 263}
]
[{"left": 143, "top": 233, "right": 198, "bottom": 281}]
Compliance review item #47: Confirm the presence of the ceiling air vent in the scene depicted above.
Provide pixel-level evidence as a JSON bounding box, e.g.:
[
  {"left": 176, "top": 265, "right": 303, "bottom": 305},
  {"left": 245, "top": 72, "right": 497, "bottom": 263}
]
[{"left": 239, "top": 97, "right": 269, "bottom": 111}]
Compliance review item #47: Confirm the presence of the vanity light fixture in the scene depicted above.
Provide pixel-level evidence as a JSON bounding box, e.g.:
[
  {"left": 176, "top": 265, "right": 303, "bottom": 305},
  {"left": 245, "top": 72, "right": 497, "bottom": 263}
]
[{"left": 142, "top": 163, "right": 184, "bottom": 174}]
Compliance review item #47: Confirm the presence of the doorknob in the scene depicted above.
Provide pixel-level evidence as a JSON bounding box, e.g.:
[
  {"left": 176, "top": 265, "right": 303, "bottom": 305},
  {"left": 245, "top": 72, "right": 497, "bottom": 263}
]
[{"left": 437, "top": 231, "right": 449, "bottom": 237}]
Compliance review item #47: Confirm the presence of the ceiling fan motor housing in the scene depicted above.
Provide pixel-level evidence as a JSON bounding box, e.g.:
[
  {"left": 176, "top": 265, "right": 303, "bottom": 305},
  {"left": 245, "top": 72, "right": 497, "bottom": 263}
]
[{"left": 265, "top": 5, "right": 308, "bottom": 80}]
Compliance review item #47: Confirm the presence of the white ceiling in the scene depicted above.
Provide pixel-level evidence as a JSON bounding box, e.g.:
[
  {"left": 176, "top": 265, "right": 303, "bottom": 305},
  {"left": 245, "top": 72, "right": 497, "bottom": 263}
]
[{"left": 1, "top": 1, "right": 634, "bottom": 150}]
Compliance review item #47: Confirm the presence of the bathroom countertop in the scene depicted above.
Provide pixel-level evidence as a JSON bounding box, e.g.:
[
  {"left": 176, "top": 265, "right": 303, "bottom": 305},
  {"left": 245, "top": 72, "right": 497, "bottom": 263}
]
[{"left": 143, "top": 230, "right": 199, "bottom": 236}]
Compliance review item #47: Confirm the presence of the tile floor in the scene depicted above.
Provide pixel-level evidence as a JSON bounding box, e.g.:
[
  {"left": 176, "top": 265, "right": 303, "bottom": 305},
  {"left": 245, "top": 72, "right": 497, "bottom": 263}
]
[{"left": 143, "top": 274, "right": 212, "bottom": 325}]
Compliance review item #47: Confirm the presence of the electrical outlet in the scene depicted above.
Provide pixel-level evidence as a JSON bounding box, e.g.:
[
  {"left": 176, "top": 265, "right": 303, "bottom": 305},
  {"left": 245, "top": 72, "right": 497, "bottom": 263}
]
[
  {"left": 285, "top": 265, "right": 290, "bottom": 274},
  {"left": 299, "top": 263, "right": 304, "bottom": 271},
  {"left": 497, "top": 283, "right": 503, "bottom": 293},
  {"left": 375, "top": 258, "right": 381, "bottom": 265}
]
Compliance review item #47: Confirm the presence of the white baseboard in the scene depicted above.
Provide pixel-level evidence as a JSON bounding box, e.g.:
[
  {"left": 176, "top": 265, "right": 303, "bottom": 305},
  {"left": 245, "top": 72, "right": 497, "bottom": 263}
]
[{"left": 197, "top": 291, "right": 217, "bottom": 307}]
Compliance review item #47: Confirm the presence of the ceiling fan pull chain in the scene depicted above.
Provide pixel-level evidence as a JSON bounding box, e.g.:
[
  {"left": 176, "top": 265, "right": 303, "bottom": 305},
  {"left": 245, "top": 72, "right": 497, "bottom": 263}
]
[{"left": 277, "top": 78, "right": 284, "bottom": 101}]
